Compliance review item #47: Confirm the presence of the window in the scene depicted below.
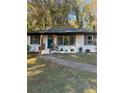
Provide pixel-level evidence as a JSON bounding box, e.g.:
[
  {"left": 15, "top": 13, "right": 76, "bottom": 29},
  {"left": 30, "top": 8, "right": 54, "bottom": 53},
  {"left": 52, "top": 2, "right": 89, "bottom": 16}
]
[
  {"left": 69, "top": 36, "right": 75, "bottom": 45},
  {"left": 57, "top": 35, "right": 75, "bottom": 45},
  {"left": 31, "top": 35, "right": 40, "bottom": 44},
  {"left": 64, "top": 36, "right": 68, "bottom": 45},
  {"left": 86, "top": 35, "right": 93, "bottom": 45},
  {"left": 57, "top": 36, "right": 63, "bottom": 45}
]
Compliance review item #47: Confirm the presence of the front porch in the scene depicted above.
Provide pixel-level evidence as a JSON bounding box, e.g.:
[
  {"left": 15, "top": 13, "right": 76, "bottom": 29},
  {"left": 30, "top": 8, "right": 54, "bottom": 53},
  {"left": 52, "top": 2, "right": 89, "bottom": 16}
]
[
  {"left": 35, "top": 35, "right": 96, "bottom": 54},
  {"left": 27, "top": 28, "right": 97, "bottom": 54},
  {"left": 40, "top": 35, "right": 78, "bottom": 54}
]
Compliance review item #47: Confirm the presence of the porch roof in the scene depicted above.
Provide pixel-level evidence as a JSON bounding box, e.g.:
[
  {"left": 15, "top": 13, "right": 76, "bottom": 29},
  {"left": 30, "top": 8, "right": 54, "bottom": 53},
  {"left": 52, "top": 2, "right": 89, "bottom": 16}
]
[{"left": 27, "top": 28, "right": 97, "bottom": 35}]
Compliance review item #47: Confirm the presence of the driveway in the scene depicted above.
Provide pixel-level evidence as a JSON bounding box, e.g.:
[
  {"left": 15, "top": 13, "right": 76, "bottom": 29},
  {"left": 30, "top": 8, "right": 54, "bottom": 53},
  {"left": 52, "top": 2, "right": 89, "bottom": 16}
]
[{"left": 40, "top": 54, "right": 97, "bottom": 73}]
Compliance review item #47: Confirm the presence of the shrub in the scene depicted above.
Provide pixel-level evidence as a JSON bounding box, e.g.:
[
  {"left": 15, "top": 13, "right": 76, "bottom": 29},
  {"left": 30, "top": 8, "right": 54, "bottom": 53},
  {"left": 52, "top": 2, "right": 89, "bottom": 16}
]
[
  {"left": 65, "top": 50, "right": 68, "bottom": 52},
  {"left": 85, "top": 49, "right": 90, "bottom": 53},
  {"left": 60, "top": 48, "right": 63, "bottom": 51},
  {"left": 79, "top": 47, "right": 82, "bottom": 53},
  {"left": 70, "top": 48, "right": 74, "bottom": 52}
]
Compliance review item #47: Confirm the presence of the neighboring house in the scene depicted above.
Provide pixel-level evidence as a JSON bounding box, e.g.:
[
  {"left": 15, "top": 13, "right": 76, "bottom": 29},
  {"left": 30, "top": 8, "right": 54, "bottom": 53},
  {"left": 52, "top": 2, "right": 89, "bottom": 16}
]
[{"left": 27, "top": 28, "right": 97, "bottom": 54}]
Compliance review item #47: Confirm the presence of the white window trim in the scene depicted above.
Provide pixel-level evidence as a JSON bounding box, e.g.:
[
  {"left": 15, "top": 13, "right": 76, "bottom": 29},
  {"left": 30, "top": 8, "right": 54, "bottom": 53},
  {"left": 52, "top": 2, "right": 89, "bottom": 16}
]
[
  {"left": 31, "top": 35, "right": 40, "bottom": 45},
  {"left": 86, "top": 35, "right": 93, "bottom": 45},
  {"left": 57, "top": 35, "right": 75, "bottom": 46}
]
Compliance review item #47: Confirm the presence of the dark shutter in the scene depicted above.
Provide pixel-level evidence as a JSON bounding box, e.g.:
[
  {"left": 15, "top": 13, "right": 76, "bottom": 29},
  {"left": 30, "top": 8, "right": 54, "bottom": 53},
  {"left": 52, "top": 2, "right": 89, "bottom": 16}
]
[
  {"left": 38, "top": 35, "right": 40, "bottom": 44},
  {"left": 31, "top": 35, "right": 33, "bottom": 44},
  {"left": 84, "top": 35, "right": 86, "bottom": 45}
]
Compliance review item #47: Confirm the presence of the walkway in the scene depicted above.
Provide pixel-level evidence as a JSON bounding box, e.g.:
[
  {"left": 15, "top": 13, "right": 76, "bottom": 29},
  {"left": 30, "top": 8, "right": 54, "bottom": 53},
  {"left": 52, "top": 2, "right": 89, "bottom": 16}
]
[{"left": 40, "top": 55, "right": 97, "bottom": 73}]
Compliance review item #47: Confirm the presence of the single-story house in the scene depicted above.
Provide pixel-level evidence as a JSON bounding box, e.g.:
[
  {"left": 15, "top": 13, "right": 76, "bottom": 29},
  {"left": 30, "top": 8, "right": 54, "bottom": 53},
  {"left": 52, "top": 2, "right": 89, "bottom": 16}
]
[{"left": 27, "top": 28, "right": 97, "bottom": 54}]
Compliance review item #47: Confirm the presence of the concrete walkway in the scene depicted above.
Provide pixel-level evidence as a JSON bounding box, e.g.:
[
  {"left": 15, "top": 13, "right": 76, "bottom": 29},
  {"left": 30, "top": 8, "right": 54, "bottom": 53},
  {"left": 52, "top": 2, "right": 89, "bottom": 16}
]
[{"left": 40, "top": 55, "right": 97, "bottom": 73}]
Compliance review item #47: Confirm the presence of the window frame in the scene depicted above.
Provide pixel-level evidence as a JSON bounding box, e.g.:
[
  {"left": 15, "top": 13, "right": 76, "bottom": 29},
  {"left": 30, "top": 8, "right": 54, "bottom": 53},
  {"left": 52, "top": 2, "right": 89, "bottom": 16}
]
[
  {"left": 86, "top": 35, "right": 93, "bottom": 45},
  {"left": 31, "top": 35, "right": 40, "bottom": 44},
  {"left": 57, "top": 35, "right": 75, "bottom": 46},
  {"left": 68, "top": 36, "right": 76, "bottom": 45},
  {"left": 63, "top": 36, "right": 69, "bottom": 45},
  {"left": 57, "top": 36, "right": 63, "bottom": 45}
]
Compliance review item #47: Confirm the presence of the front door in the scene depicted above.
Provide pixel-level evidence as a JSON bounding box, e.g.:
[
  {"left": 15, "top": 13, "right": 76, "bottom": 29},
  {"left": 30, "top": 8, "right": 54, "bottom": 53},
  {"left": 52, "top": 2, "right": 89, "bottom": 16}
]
[{"left": 48, "top": 35, "right": 53, "bottom": 48}]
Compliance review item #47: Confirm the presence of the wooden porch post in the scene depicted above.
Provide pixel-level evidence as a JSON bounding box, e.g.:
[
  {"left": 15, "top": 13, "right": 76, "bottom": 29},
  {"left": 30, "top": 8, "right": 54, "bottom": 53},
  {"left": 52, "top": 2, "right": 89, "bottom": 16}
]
[{"left": 53, "top": 34, "right": 56, "bottom": 50}]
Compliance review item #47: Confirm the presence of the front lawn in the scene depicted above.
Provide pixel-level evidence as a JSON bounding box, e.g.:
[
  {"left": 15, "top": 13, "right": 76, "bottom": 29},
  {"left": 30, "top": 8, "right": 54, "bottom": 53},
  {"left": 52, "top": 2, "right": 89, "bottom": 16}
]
[
  {"left": 27, "top": 53, "right": 97, "bottom": 93},
  {"left": 53, "top": 53, "right": 97, "bottom": 65}
]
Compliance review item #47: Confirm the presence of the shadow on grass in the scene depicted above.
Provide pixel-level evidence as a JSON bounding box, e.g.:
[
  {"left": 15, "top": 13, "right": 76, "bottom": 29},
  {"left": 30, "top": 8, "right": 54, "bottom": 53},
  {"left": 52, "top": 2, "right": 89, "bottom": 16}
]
[
  {"left": 27, "top": 53, "right": 97, "bottom": 93},
  {"left": 27, "top": 52, "right": 39, "bottom": 59}
]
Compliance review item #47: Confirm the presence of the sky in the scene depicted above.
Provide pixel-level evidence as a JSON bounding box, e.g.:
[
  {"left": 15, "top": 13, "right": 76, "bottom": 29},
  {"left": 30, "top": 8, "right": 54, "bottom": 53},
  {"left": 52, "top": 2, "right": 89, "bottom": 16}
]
[{"left": 85, "top": 0, "right": 91, "bottom": 3}]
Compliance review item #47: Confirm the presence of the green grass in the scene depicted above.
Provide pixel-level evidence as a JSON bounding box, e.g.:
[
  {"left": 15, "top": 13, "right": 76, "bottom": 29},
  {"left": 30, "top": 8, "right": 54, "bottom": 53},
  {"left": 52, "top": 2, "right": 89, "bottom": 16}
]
[
  {"left": 53, "top": 53, "right": 97, "bottom": 65},
  {"left": 27, "top": 52, "right": 39, "bottom": 59},
  {"left": 27, "top": 53, "right": 97, "bottom": 93}
]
